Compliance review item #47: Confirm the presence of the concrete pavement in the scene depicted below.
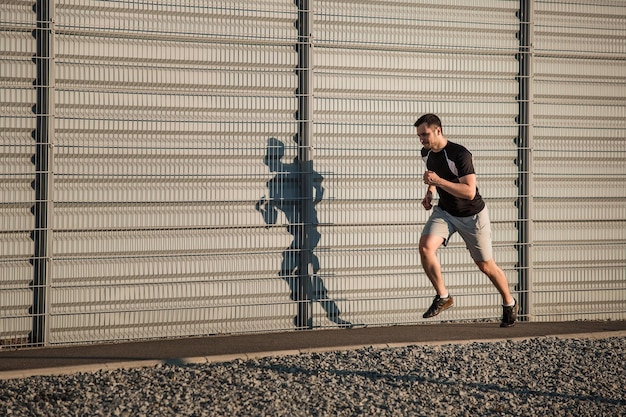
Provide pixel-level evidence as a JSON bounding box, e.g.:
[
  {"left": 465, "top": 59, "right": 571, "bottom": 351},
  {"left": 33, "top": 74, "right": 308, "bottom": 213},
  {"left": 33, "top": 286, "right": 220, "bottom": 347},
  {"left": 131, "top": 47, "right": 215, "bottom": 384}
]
[{"left": 1, "top": 320, "right": 625, "bottom": 380}]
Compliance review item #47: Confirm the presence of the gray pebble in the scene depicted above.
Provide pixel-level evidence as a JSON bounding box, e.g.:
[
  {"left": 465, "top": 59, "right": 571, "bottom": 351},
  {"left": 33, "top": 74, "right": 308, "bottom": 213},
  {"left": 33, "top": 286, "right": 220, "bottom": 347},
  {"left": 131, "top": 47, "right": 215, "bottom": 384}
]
[{"left": 0, "top": 337, "right": 624, "bottom": 416}]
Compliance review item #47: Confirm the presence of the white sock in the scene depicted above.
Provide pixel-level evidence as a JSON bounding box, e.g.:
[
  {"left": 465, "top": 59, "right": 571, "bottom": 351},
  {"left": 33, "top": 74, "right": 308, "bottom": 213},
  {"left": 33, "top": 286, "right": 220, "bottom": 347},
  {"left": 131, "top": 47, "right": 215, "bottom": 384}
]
[
  {"left": 503, "top": 299, "right": 515, "bottom": 307},
  {"left": 439, "top": 293, "right": 449, "bottom": 299}
]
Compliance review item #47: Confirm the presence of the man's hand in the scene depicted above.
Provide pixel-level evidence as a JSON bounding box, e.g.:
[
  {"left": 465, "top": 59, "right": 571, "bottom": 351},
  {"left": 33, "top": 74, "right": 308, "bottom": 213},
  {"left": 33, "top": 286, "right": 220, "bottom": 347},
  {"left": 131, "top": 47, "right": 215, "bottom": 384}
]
[
  {"left": 423, "top": 170, "right": 440, "bottom": 186},
  {"left": 423, "top": 171, "right": 477, "bottom": 201},
  {"left": 422, "top": 191, "right": 433, "bottom": 210}
]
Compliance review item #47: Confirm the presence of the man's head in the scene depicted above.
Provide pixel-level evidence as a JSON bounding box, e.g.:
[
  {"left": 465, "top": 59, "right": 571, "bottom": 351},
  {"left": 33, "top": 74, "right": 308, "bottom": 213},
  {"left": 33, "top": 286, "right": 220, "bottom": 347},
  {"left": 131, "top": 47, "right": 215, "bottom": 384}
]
[
  {"left": 414, "top": 113, "right": 445, "bottom": 151},
  {"left": 414, "top": 113, "right": 442, "bottom": 132}
]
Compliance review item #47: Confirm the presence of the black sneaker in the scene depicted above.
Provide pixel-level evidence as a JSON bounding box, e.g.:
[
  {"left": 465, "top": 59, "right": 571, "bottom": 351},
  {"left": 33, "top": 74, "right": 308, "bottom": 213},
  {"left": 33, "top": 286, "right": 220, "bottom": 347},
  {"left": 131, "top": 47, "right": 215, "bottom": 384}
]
[
  {"left": 423, "top": 295, "right": 454, "bottom": 318},
  {"left": 500, "top": 299, "right": 518, "bottom": 328}
]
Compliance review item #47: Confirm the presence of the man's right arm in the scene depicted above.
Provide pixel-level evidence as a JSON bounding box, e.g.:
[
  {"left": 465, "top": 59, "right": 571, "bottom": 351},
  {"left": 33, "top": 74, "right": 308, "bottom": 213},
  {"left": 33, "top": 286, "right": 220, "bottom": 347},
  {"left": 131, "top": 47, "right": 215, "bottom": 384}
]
[{"left": 422, "top": 185, "right": 436, "bottom": 210}]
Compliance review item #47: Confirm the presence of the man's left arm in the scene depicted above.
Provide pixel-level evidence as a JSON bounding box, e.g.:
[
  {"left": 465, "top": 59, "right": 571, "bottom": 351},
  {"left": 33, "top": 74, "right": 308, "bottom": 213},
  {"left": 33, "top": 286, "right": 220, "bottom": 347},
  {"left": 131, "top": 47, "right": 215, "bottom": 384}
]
[{"left": 423, "top": 171, "right": 477, "bottom": 200}]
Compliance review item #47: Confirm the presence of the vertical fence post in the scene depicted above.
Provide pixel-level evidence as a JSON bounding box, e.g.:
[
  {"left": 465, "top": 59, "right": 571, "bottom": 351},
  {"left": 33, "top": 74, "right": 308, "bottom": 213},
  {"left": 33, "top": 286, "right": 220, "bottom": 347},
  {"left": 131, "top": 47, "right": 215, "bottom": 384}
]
[
  {"left": 31, "top": 0, "right": 54, "bottom": 345},
  {"left": 517, "top": 0, "right": 534, "bottom": 321},
  {"left": 296, "top": 0, "right": 313, "bottom": 328}
]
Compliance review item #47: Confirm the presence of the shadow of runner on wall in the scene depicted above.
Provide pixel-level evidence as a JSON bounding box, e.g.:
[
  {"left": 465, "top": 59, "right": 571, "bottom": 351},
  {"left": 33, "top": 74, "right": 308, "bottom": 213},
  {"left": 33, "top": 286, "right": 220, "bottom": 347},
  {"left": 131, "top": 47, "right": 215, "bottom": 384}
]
[{"left": 256, "top": 138, "right": 351, "bottom": 329}]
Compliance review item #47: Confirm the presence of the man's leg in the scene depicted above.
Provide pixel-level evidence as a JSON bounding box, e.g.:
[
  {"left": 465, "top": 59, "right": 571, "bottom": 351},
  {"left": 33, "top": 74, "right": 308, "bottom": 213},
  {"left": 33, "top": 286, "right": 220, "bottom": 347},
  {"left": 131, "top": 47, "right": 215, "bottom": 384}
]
[
  {"left": 419, "top": 234, "right": 447, "bottom": 296},
  {"left": 419, "top": 207, "right": 455, "bottom": 318},
  {"left": 419, "top": 233, "right": 455, "bottom": 318},
  {"left": 476, "top": 258, "right": 518, "bottom": 327},
  {"left": 475, "top": 259, "right": 514, "bottom": 306},
  {"left": 457, "top": 207, "right": 515, "bottom": 307}
]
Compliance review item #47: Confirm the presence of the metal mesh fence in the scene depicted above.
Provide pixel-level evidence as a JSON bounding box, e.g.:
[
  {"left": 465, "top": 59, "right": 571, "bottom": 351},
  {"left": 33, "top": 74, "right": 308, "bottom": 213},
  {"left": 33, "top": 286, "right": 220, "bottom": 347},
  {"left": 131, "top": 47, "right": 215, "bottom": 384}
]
[
  {"left": 1, "top": 0, "right": 624, "bottom": 348},
  {"left": 311, "top": 0, "right": 521, "bottom": 326},
  {"left": 532, "top": 0, "right": 626, "bottom": 320},
  {"left": 49, "top": 0, "right": 301, "bottom": 342},
  {"left": 1, "top": 0, "right": 39, "bottom": 347}
]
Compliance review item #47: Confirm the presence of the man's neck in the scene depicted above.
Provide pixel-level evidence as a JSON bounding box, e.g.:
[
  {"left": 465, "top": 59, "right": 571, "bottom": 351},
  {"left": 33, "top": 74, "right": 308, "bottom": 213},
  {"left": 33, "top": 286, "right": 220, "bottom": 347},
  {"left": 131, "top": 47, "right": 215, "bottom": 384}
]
[{"left": 430, "top": 136, "right": 448, "bottom": 152}]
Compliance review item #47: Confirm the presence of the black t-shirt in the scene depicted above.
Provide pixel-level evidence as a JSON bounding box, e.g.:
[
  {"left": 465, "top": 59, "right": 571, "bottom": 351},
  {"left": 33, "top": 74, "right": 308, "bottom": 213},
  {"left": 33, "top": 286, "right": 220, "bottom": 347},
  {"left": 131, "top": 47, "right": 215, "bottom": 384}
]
[{"left": 421, "top": 141, "right": 485, "bottom": 217}]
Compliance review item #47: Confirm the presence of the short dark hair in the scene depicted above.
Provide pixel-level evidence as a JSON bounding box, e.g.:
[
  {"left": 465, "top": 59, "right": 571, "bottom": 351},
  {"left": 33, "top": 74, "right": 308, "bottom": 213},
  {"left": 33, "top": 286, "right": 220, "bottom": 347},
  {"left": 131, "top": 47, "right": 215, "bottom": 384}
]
[{"left": 414, "top": 113, "right": 442, "bottom": 130}]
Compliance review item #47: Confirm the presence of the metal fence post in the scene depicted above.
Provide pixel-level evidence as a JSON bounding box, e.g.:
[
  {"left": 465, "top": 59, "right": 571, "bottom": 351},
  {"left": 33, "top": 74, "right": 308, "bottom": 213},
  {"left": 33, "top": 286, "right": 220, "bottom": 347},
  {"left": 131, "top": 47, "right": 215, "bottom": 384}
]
[
  {"left": 517, "top": 0, "right": 534, "bottom": 321},
  {"left": 296, "top": 0, "right": 313, "bottom": 328},
  {"left": 31, "top": 0, "right": 54, "bottom": 345}
]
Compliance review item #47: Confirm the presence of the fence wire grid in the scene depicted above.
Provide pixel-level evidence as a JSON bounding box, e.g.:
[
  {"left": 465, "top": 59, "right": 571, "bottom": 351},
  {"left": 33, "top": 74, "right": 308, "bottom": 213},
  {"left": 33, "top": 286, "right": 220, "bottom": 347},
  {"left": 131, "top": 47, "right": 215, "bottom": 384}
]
[{"left": 1, "top": 0, "right": 625, "bottom": 348}]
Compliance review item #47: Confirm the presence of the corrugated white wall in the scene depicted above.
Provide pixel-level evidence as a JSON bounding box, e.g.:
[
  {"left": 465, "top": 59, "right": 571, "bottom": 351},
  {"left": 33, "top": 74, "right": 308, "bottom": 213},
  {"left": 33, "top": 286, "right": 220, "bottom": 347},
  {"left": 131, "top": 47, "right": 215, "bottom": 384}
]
[
  {"left": 312, "top": 0, "right": 520, "bottom": 325},
  {"left": 532, "top": 0, "right": 626, "bottom": 320},
  {"left": 1, "top": 0, "right": 624, "bottom": 347},
  {"left": 0, "top": 0, "right": 37, "bottom": 345},
  {"left": 49, "top": 0, "right": 300, "bottom": 342}
]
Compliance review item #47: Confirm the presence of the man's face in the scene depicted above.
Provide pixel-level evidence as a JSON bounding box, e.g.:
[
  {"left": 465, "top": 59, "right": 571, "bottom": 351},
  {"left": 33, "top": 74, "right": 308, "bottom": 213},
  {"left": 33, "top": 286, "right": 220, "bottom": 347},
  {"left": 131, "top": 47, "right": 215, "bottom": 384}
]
[{"left": 416, "top": 123, "right": 441, "bottom": 149}]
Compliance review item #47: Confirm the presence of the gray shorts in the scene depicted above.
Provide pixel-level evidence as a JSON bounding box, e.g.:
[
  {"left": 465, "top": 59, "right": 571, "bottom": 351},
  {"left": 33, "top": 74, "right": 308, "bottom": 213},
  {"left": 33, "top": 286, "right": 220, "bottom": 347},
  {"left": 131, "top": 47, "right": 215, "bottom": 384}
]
[{"left": 421, "top": 206, "right": 493, "bottom": 262}]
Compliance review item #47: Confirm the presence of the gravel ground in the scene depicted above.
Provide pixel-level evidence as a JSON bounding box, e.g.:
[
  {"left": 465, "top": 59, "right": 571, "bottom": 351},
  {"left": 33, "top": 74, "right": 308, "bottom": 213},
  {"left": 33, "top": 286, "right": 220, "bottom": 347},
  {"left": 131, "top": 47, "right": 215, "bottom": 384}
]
[{"left": 1, "top": 336, "right": 624, "bottom": 416}]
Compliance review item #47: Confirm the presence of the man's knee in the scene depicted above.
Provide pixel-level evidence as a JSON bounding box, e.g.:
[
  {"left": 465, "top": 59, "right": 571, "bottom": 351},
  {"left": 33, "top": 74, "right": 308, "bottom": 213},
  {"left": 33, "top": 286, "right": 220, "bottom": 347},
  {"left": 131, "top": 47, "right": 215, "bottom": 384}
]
[
  {"left": 475, "top": 259, "right": 495, "bottom": 275},
  {"left": 419, "top": 235, "right": 442, "bottom": 258}
]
